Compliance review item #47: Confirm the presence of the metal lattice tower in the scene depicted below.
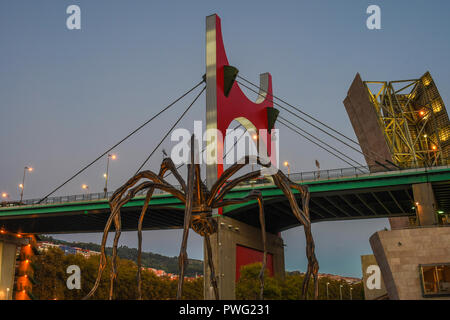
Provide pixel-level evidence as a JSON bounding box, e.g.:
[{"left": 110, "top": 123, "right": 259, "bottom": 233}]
[{"left": 345, "top": 72, "right": 449, "bottom": 170}]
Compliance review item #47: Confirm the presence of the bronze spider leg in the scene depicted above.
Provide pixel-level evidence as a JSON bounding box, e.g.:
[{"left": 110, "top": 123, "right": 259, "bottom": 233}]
[
  {"left": 137, "top": 158, "right": 187, "bottom": 299},
  {"left": 203, "top": 231, "right": 219, "bottom": 299},
  {"left": 272, "top": 172, "right": 319, "bottom": 299},
  {"left": 212, "top": 190, "right": 267, "bottom": 300},
  {"left": 176, "top": 138, "right": 196, "bottom": 300},
  {"left": 83, "top": 180, "right": 185, "bottom": 300},
  {"left": 109, "top": 208, "right": 122, "bottom": 300}
]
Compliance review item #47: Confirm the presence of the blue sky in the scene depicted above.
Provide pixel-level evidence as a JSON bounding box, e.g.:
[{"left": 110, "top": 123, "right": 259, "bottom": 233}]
[{"left": 1, "top": 1, "right": 449, "bottom": 277}]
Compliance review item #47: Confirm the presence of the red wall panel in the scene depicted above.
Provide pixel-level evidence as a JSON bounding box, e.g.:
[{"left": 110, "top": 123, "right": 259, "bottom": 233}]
[{"left": 236, "top": 245, "right": 274, "bottom": 281}]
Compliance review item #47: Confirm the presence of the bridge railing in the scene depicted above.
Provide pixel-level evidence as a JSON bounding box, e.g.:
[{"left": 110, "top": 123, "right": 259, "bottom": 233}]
[{"left": 3, "top": 164, "right": 449, "bottom": 207}]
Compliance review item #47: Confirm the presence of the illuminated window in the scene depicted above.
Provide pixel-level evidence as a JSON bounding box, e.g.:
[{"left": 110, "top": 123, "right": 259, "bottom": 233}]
[
  {"left": 422, "top": 76, "right": 432, "bottom": 86},
  {"left": 432, "top": 100, "right": 442, "bottom": 113},
  {"left": 420, "top": 264, "right": 450, "bottom": 297},
  {"left": 439, "top": 127, "right": 449, "bottom": 142}
]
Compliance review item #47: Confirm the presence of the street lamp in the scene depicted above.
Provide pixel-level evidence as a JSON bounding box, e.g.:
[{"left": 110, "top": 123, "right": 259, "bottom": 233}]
[
  {"left": 82, "top": 184, "right": 89, "bottom": 198},
  {"left": 326, "top": 282, "right": 330, "bottom": 300},
  {"left": 104, "top": 154, "right": 117, "bottom": 198},
  {"left": 350, "top": 287, "right": 353, "bottom": 300},
  {"left": 284, "top": 161, "right": 290, "bottom": 177},
  {"left": 19, "top": 166, "right": 33, "bottom": 203},
  {"left": 339, "top": 284, "right": 343, "bottom": 300},
  {"left": 251, "top": 135, "right": 257, "bottom": 172},
  {"left": 1, "top": 192, "right": 9, "bottom": 201}
]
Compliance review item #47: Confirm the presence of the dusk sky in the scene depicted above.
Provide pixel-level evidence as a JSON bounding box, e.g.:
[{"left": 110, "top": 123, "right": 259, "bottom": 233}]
[{"left": 1, "top": 1, "right": 449, "bottom": 277}]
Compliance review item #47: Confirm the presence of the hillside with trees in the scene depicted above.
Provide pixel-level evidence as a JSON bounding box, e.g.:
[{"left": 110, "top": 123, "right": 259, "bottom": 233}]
[
  {"left": 31, "top": 247, "right": 202, "bottom": 300},
  {"left": 30, "top": 249, "right": 363, "bottom": 300},
  {"left": 40, "top": 235, "right": 203, "bottom": 276}
]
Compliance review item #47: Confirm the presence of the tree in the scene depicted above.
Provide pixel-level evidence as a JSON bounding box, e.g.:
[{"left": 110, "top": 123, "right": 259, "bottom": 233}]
[{"left": 236, "top": 264, "right": 365, "bottom": 300}]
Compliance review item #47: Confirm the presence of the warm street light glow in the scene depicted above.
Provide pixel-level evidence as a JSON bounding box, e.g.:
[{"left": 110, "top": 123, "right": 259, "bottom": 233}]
[
  {"left": 283, "top": 161, "right": 291, "bottom": 176},
  {"left": 252, "top": 134, "right": 257, "bottom": 140},
  {"left": 1, "top": 192, "right": 8, "bottom": 198},
  {"left": 104, "top": 154, "right": 117, "bottom": 197},
  {"left": 432, "top": 145, "right": 437, "bottom": 150},
  {"left": 415, "top": 202, "right": 419, "bottom": 206},
  {"left": 20, "top": 166, "right": 33, "bottom": 203},
  {"left": 82, "top": 184, "right": 88, "bottom": 190}
]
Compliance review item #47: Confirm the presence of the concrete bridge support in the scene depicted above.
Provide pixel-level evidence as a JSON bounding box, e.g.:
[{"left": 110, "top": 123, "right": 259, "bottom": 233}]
[
  {"left": 370, "top": 182, "right": 450, "bottom": 300},
  {"left": 0, "top": 234, "right": 26, "bottom": 300},
  {"left": 412, "top": 183, "right": 438, "bottom": 226},
  {"left": 204, "top": 216, "right": 285, "bottom": 300},
  {"left": 389, "top": 182, "right": 438, "bottom": 229}
]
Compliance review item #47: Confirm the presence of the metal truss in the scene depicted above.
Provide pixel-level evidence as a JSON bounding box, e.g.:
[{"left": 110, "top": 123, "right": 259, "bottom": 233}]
[{"left": 364, "top": 72, "right": 449, "bottom": 168}]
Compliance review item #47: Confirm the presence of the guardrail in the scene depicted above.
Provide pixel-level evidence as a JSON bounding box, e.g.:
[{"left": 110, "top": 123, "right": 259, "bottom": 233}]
[{"left": 2, "top": 164, "right": 448, "bottom": 208}]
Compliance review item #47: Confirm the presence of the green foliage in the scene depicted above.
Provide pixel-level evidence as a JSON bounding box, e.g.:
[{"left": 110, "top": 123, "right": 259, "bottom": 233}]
[
  {"left": 32, "top": 247, "right": 203, "bottom": 300},
  {"left": 236, "top": 263, "right": 282, "bottom": 300},
  {"left": 236, "top": 264, "right": 365, "bottom": 300},
  {"left": 40, "top": 235, "right": 203, "bottom": 276}
]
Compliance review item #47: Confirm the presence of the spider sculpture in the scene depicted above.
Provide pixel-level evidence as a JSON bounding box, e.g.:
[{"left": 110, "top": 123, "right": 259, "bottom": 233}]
[{"left": 83, "top": 138, "right": 319, "bottom": 300}]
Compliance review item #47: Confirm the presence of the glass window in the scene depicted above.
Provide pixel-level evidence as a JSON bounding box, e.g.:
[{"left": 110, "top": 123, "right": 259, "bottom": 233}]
[{"left": 420, "top": 264, "right": 450, "bottom": 297}]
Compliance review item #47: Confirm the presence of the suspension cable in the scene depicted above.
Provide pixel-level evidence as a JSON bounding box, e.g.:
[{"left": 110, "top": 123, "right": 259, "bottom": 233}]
[
  {"left": 278, "top": 119, "right": 361, "bottom": 169},
  {"left": 279, "top": 116, "right": 364, "bottom": 167},
  {"left": 236, "top": 76, "right": 390, "bottom": 164},
  {"left": 135, "top": 86, "right": 206, "bottom": 174},
  {"left": 38, "top": 79, "right": 205, "bottom": 203},
  {"left": 238, "top": 75, "right": 360, "bottom": 145}
]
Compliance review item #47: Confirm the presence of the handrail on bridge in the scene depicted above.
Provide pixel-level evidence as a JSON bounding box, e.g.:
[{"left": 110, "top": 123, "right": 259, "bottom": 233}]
[{"left": 1, "top": 164, "right": 449, "bottom": 208}]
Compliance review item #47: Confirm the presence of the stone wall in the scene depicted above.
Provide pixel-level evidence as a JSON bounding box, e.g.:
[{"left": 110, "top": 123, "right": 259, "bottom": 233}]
[{"left": 370, "top": 226, "right": 450, "bottom": 300}]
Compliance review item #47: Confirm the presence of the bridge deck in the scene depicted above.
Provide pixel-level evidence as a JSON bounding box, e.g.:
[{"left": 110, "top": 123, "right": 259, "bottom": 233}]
[{"left": 0, "top": 166, "right": 449, "bottom": 234}]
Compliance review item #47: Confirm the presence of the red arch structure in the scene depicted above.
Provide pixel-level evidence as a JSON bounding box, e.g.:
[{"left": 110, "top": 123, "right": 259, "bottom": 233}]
[{"left": 205, "top": 14, "right": 278, "bottom": 188}]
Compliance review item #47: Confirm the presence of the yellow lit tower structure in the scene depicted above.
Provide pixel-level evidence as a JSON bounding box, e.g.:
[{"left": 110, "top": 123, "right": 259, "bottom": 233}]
[{"left": 344, "top": 72, "right": 450, "bottom": 170}]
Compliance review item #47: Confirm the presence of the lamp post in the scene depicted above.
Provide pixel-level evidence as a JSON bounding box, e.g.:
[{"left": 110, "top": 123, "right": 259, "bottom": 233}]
[
  {"left": 82, "top": 184, "right": 89, "bottom": 199},
  {"left": 104, "top": 154, "right": 116, "bottom": 198},
  {"left": 251, "top": 134, "right": 258, "bottom": 172},
  {"left": 339, "top": 284, "right": 343, "bottom": 300},
  {"left": 284, "top": 161, "right": 290, "bottom": 177},
  {"left": 19, "top": 166, "right": 33, "bottom": 203},
  {"left": 350, "top": 287, "right": 353, "bottom": 300},
  {"left": 1, "top": 192, "right": 9, "bottom": 203},
  {"left": 326, "top": 282, "right": 330, "bottom": 300}
]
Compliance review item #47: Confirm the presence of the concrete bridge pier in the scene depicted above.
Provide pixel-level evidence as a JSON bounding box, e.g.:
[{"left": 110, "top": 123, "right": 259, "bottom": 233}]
[
  {"left": 203, "top": 216, "right": 285, "bottom": 300},
  {"left": 388, "top": 182, "right": 438, "bottom": 229},
  {"left": 371, "top": 182, "right": 450, "bottom": 300},
  {"left": 0, "top": 234, "right": 26, "bottom": 300}
]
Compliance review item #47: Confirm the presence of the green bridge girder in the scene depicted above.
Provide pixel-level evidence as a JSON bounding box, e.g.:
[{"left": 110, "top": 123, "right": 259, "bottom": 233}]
[{"left": 0, "top": 167, "right": 449, "bottom": 234}]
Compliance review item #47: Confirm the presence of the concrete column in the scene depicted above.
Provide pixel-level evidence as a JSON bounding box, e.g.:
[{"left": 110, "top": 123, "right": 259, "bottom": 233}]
[
  {"left": 0, "top": 234, "right": 26, "bottom": 300},
  {"left": 388, "top": 217, "right": 411, "bottom": 230},
  {"left": 412, "top": 183, "right": 437, "bottom": 226},
  {"left": 204, "top": 216, "right": 285, "bottom": 300}
]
